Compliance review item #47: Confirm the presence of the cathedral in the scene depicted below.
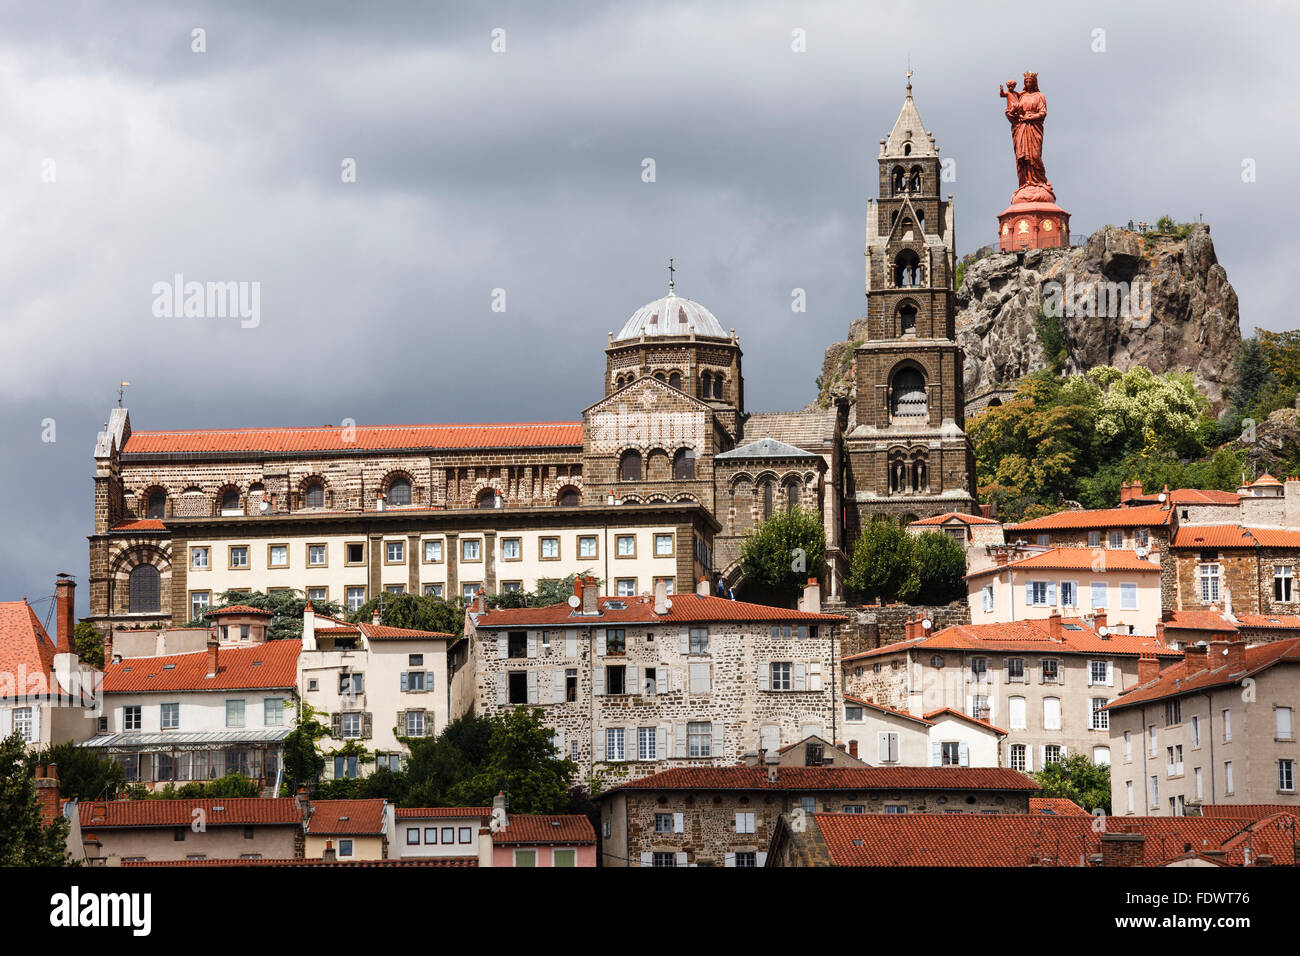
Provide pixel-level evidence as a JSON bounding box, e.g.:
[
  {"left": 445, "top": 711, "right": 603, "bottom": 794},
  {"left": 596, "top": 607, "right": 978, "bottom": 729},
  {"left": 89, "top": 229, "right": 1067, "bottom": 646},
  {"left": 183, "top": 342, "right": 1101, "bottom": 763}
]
[{"left": 87, "top": 84, "right": 977, "bottom": 634}]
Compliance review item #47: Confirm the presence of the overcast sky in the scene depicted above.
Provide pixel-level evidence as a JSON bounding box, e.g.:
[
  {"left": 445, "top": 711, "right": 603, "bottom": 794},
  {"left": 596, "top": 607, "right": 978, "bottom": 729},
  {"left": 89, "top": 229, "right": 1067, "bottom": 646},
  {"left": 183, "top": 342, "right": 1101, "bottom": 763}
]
[{"left": 2, "top": 0, "right": 1295, "bottom": 618}]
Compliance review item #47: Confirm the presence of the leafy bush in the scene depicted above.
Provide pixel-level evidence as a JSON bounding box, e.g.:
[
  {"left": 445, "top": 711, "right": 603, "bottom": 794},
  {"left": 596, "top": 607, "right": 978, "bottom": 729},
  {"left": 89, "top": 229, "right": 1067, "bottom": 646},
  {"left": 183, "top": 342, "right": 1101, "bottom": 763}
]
[{"left": 738, "top": 507, "right": 827, "bottom": 603}]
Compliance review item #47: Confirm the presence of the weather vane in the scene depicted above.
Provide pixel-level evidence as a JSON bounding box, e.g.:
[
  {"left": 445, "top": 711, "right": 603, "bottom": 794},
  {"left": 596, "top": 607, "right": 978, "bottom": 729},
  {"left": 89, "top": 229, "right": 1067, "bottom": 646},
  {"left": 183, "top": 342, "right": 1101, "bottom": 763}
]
[{"left": 118, "top": 381, "right": 131, "bottom": 407}]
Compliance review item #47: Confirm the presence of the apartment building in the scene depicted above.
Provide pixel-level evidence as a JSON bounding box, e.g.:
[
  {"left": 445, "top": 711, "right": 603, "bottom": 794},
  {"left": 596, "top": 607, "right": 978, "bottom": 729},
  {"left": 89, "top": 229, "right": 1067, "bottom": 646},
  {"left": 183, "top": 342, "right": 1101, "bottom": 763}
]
[
  {"left": 76, "top": 798, "right": 304, "bottom": 863},
  {"left": 456, "top": 576, "right": 844, "bottom": 779},
  {"left": 842, "top": 697, "right": 1004, "bottom": 767},
  {"left": 1105, "top": 638, "right": 1300, "bottom": 816},
  {"left": 842, "top": 614, "right": 1183, "bottom": 771}
]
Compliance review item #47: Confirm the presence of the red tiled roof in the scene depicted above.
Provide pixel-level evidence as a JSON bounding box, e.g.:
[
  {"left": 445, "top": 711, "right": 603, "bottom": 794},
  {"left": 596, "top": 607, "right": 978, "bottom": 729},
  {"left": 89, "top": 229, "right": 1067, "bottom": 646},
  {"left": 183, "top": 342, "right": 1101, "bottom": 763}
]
[
  {"left": 1165, "top": 489, "right": 1240, "bottom": 505},
  {"left": 78, "top": 798, "right": 300, "bottom": 828},
  {"left": 492, "top": 814, "right": 596, "bottom": 846},
  {"left": 1105, "top": 638, "right": 1300, "bottom": 710},
  {"left": 843, "top": 696, "right": 933, "bottom": 726},
  {"left": 843, "top": 618, "right": 1178, "bottom": 663},
  {"left": 473, "top": 592, "right": 844, "bottom": 628},
  {"left": 121, "top": 857, "right": 477, "bottom": 867},
  {"left": 0, "top": 600, "right": 89, "bottom": 701},
  {"left": 1162, "top": 609, "right": 1237, "bottom": 632},
  {"left": 122, "top": 422, "right": 583, "bottom": 455},
  {"left": 1029, "top": 797, "right": 1091, "bottom": 816},
  {"left": 312, "top": 614, "right": 453, "bottom": 641},
  {"left": 394, "top": 807, "right": 492, "bottom": 820},
  {"left": 207, "top": 604, "right": 273, "bottom": 617},
  {"left": 110, "top": 518, "right": 167, "bottom": 532},
  {"left": 909, "top": 512, "right": 1000, "bottom": 526},
  {"left": 306, "top": 799, "right": 387, "bottom": 835},
  {"left": 810, "top": 812, "right": 1297, "bottom": 866},
  {"left": 1253, "top": 473, "right": 1283, "bottom": 486},
  {"left": 1199, "top": 804, "right": 1300, "bottom": 819},
  {"left": 1243, "top": 527, "right": 1300, "bottom": 548},
  {"left": 921, "top": 707, "right": 1008, "bottom": 736},
  {"left": 604, "top": 766, "right": 1039, "bottom": 793},
  {"left": 1171, "top": 526, "right": 1258, "bottom": 548},
  {"left": 1235, "top": 614, "right": 1300, "bottom": 630},
  {"left": 965, "top": 547, "right": 1160, "bottom": 579},
  {"left": 1009, "top": 505, "right": 1173, "bottom": 532},
  {"left": 102, "top": 640, "right": 299, "bottom": 693}
]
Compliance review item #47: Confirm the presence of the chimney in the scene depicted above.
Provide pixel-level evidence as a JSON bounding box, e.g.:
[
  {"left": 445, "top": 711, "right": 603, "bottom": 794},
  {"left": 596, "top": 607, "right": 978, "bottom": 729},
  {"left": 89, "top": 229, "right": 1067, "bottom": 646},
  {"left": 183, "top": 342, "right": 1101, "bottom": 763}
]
[
  {"left": 696, "top": 575, "right": 710, "bottom": 597},
  {"left": 302, "top": 603, "right": 316, "bottom": 649},
  {"left": 1210, "top": 640, "right": 1247, "bottom": 675},
  {"left": 372, "top": 607, "right": 382, "bottom": 627},
  {"left": 903, "top": 616, "right": 915, "bottom": 640},
  {"left": 375, "top": 491, "right": 385, "bottom": 511},
  {"left": 33, "top": 764, "right": 61, "bottom": 826},
  {"left": 582, "top": 575, "right": 599, "bottom": 615},
  {"left": 994, "top": 550, "right": 1008, "bottom": 567},
  {"left": 767, "top": 765, "right": 779, "bottom": 784},
  {"left": 847, "top": 739, "right": 858, "bottom": 759},
  {"left": 1118, "top": 481, "right": 1129, "bottom": 503},
  {"left": 492, "top": 790, "right": 509, "bottom": 831},
  {"left": 475, "top": 588, "right": 487, "bottom": 614},
  {"left": 1047, "top": 610, "right": 1063, "bottom": 640},
  {"left": 1137, "top": 653, "right": 1160, "bottom": 685},
  {"left": 205, "top": 638, "right": 219, "bottom": 678},
  {"left": 800, "top": 578, "right": 821, "bottom": 615},
  {"left": 1099, "top": 831, "right": 1146, "bottom": 867},
  {"left": 322, "top": 840, "right": 337, "bottom": 862},
  {"left": 55, "top": 575, "right": 76, "bottom": 654},
  {"left": 1183, "top": 642, "right": 1208, "bottom": 671},
  {"left": 654, "top": 577, "right": 670, "bottom": 615},
  {"left": 1093, "top": 611, "right": 1107, "bottom": 632},
  {"left": 295, "top": 786, "right": 311, "bottom": 820}
]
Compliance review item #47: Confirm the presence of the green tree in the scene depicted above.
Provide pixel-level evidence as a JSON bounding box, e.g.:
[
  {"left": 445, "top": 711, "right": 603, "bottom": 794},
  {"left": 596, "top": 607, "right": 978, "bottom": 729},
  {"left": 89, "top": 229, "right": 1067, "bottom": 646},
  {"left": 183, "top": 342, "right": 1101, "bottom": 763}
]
[
  {"left": 738, "top": 507, "right": 827, "bottom": 603},
  {"left": 846, "top": 519, "right": 912, "bottom": 603},
  {"left": 403, "top": 714, "right": 495, "bottom": 807},
  {"left": 74, "top": 621, "right": 104, "bottom": 669},
  {"left": 205, "top": 589, "right": 345, "bottom": 641},
  {"left": 486, "top": 572, "right": 599, "bottom": 610},
  {"left": 903, "top": 532, "right": 968, "bottom": 605},
  {"left": 281, "top": 703, "right": 328, "bottom": 794},
  {"left": 0, "top": 732, "right": 72, "bottom": 865},
  {"left": 28, "top": 742, "right": 124, "bottom": 801},
  {"left": 352, "top": 592, "right": 463, "bottom": 636},
  {"left": 446, "top": 708, "right": 577, "bottom": 813},
  {"left": 1033, "top": 753, "right": 1111, "bottom": 814},
  {"left": 1256, "top": 328, "right": 1300, "bottom": 389},
  {"left": 1233, "top": 336, "right": 1276, "bottom": 415}
]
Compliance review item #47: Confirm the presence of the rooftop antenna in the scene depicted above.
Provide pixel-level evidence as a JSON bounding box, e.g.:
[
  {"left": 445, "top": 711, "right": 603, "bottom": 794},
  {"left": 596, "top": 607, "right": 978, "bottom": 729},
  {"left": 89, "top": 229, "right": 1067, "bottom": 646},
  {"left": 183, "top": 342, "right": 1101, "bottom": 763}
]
[
  {"left": 668, "top": 257, "right": 676, "bottom": 295},
  {"left": 117, "top": 381, "right": 131, "bottom": 406}
]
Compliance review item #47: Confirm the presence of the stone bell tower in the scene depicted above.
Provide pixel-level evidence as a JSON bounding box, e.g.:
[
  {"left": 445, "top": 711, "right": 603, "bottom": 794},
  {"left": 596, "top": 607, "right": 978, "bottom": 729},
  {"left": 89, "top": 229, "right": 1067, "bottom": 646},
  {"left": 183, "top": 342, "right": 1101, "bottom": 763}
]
[{"left": 843, "top": 78, "right": 977, "bottom": 535}]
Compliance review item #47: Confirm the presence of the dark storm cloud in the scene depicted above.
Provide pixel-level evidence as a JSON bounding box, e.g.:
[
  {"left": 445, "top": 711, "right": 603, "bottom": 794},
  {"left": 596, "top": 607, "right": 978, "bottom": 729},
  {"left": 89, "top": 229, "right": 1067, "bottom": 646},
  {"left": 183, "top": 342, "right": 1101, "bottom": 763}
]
[{"left": 1, "top": 0, "right": 1293, "bottom": 615}]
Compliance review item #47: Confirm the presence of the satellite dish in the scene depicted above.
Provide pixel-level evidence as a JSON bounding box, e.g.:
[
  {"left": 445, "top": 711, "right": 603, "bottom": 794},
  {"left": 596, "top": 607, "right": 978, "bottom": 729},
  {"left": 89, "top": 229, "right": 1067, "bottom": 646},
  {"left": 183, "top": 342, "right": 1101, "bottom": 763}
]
[
  {"left": 567, "top": 595, "right": 581, "bottom": 609},
  {"left": 259, "top": 500, "right": 270, "bottom": 513},
  {"left": 1158, "top": 492, "right": 1167, "bottom": 502},
  {"left": 1098, "top": 626, "right": 1109, "bottom": 637},
  {"left": 922, "top": 618, "right": 932, "bottom": 630},
  {"left": 665, "top": 599, "right": 672, "bottom": 610}
]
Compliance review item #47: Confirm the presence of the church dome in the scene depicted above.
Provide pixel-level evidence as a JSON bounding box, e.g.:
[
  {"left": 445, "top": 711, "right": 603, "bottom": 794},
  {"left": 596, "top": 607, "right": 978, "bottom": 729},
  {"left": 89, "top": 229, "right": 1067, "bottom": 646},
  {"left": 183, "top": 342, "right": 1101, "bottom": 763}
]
[{"left": 615, "top": 293, "right": 727, "bottom": 341}]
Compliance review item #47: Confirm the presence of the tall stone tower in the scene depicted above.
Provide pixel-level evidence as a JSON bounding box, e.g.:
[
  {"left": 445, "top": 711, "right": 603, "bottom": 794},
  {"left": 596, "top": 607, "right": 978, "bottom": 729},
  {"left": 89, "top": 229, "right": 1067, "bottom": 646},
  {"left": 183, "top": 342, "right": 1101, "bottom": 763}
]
[{"left": 843, "top": 80, "right": 977, "bottom": 536}]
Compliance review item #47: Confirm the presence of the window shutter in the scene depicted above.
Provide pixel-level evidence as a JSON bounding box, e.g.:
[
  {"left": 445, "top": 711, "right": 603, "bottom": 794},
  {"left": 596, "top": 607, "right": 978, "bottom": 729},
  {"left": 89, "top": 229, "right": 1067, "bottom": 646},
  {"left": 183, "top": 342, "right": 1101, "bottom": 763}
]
[
  {"left": 965, "top": 694, "right": 972, "bottom": 716},
  {"left": 711, "top": 721, "right": 724, "bottom": 757},
  {"left": 674, "top": 722, "right": 687, "bottom": 758},
  {"left": 496, "top": 681, "right": 507, "bottom": 706},
  {"left": 31, "top": 706, "right": 42, "bottom": 744},
  {"left": 400, "top": 672, "right": 408, "bottom": 692},
  {"left": 592, "top": 729, "right": 605, "bottom": 761},
  {"left": 596, "top": 630, "right": 606, "bottom": 657},
  {"left": 497, "top": 634, "right": 508, "bottom": 659},
  {"left": 0, "top": 709, "right": 10, "bottom": 736},
  {"left": 679, "top": 630, "right": 689, "bottom": 655},
  {"left": 1046, "top": 582, "right": 1056, "bottom": 606},
  {"left": 656, "top": 724, "right": 668, "bottom": 760},
  {"left": 675, "top": 851, "right": 687, "bottom": 867},
  {"left": 673, "top": 813, "right": 684, "bottom": 833},
  {"left": 527, "top": 633, "right": 538, "bottom": 658},
  {"left": 878, "top": 733, "right": 891, "bottom": 763},
  {"left": 552, "top": 669, "right": 565, "bottom": 704},
  {"left": 640, "top": 852, "right": 653, "bottom": 867},
  {"left": 626, "top": 664, "right": 639, "bottom": 696},
  {"left": 1040, "top": 745, "right": 1047, "bottom": 768},
  {"left": 793, "top": 662, "right": 807, "bottom": 691},
  {"left": 427, "top": 671, "right": 435, "bottom": 692},
  {"left": 724, "top": 852, "right": 736, "bottom": 867},
  {"left": 1059, "top": 744, "right": 1068, "bottom": 757},
  {"left": 757, "top": 662, "right": 770, "bottom": 691},
  {"left": 1106, "top": 661, "right": 1114, "bottom": 686},
  {"left": 331, "top": 713, "right": 342, "bottom": 737},
  {"left": 931, "top": 741, "right": 941, "bottom": 767},
  {"left": 756, "top": 851, "right": 767, "bottom": 867},
  {"left": 593, "top": 667, "right": 605, "bottom": 696},
  {"left": 526, "top": 670, "right": 538, "bottom": 704},
  {"left": 809, "top": 662, "right": 822, "bottom": 692},
  {"left": 959, "top": 742, "right": 970, "bottom": 767},
  {"left": 1024, "top": 745, "right": 1033, "bottom": 771},
  {"left": 565, "top": 630, "right": 577, "bottom": 657},
  {"left": 362, "top": 713, "right": 373, "bottom": 739},
  {"left": 553, "top": 729, "right": 565, "bottom": 755},
  {"left": 889, "top": 733, "right": 899, "bottom": 763},
  {"left": 396, "top": 710, "right": 406, "bottom": 733},
  {"left": 1024, "top": 582, "right": 1033, "bottom": 604}
]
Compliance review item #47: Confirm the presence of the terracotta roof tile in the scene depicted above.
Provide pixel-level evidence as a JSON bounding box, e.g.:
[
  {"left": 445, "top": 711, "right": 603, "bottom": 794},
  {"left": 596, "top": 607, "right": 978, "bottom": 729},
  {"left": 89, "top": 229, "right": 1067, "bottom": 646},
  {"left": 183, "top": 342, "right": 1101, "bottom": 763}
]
[
  {"left": 843, "top": 618, "right": 1177, "bottom": 663},
  {"left": 604, "top": 765, "right": 1039, "bottom": 793},
  {"left": 102, "top": 640, "right": 299, "bottom": 693},
  {"left": 843, "top": 696, "right": 933, "bottom": 726},
  {"left": 394, "top": 807, "right": 492, "bottom": 820},
  {"left": 491, "top": 814, "right": 595, "bottom": 845},
  {"left": 1029, "top": 797, "right": 1091, "bottom": 816},
  {"left": 122, "top": 422, "right": 582, "bottom": 456},
  {"left": 965, "top": 547, "right": 1160, "bottom": 579},
  {"left": 909, "top": 512, "right": 1001, "bottom": 526},
  {"left": 473, "top": 592, "right": 844, "bottom": 629},
  {"left": 1162, "top": 610, "right": 1238, "bottom": 632},
  {"left": 122, "top": 857, "right": 477, "bottom": 867},
  {"left": 0, "top": 600, "right": 91, "bottom": 701},
  {"left": 1171, "top": 526, "right": 1259, "bottom": 548},
  {"left": 311, "top": 614, "right": 453, "bottom": 641},
  {"left": 1009, "top": 505, "right": 1173, "bottom": 532},
  {"left": 1235, "top": 614, "right": 1300, "bottom": 630},
  {"left": 78, "top": 798, "right": 300, "bottom": 828},
  {"left": 109, "top": 519, "right": 167, "bottom": 532},
  {"left": 207, "top": 605, "right": 273, "bottom": 617},
  {"left": 305, "top": 799, "right": 387, "bottom": 835},
  {"left": 1105, "top": 638, "right": 1300, "bottom": 710},
  {"left": 1165, "top": 489, "right": 1240, "bottom": 505},
  {"left": 920, "top": 707, "right": 1008, "bottom": 736},
  {"left": 1199, "top": 804, "right": 1300, "bottom": 819}
]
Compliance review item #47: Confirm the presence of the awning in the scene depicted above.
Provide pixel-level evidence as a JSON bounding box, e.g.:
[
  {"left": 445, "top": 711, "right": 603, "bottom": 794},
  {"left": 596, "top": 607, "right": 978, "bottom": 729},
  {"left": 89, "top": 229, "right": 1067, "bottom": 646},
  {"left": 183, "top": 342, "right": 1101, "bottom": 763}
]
[{"left": 79, "top": 728, "right": 293, "bottom": 749}]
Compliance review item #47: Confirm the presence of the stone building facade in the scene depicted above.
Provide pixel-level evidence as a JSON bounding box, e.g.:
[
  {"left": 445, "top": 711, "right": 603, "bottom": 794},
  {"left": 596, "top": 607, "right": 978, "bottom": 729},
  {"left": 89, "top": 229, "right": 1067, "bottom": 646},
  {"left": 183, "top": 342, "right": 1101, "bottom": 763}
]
[{"left": 456, "top": 577, "right": 844, "bottom": 780}]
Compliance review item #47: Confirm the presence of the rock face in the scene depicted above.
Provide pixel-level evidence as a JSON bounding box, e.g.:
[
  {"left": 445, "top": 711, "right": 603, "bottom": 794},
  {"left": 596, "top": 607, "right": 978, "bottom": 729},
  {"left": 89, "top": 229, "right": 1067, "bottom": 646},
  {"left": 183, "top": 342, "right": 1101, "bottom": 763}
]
[{"left": 956, "top": 225, "right": 1241, "bottom": 412}]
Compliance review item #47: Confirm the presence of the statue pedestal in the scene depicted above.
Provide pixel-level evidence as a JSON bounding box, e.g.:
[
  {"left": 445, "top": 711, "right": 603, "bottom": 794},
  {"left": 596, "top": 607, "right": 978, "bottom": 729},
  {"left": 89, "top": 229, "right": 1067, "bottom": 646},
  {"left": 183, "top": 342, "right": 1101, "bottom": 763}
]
[{"left": 997, "top": 201, "right": 1070, "bottom": 252}]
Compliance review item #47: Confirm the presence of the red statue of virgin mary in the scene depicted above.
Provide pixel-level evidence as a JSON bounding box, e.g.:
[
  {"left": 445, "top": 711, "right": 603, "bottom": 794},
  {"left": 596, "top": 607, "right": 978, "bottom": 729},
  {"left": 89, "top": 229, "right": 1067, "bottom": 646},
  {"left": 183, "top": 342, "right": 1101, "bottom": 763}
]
[{"left": 996, "top": 71, "right": 1069, "bottom": 251}]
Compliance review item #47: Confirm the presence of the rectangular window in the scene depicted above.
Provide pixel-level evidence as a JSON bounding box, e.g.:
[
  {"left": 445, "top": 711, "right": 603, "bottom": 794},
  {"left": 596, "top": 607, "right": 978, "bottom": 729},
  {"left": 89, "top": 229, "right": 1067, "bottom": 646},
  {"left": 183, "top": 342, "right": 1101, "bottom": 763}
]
[
  {"left": 982, "top": 585, "right": 993, "bottom": 613},
  {"left": 267, "top": 544, "right": 288, "bottom": 567},
  {"left": 616, "top": 578, "right": 636, "bottom": 597},
  {"left": 687, "top": 721, "right": 712, "bottom": 757},
  {"left": 1043, "top": 697, "right": 1061, "bottom": 731},
  {"left": 225, "top": 699, "right": 245, "bottom": 728},
  {"left": 191, "top": 547, "right": 210, "bottom": 570},
  {"left": 1124, "top": 730, "right": 1132, "bottom": 762},
  {"left": 1088, "top": 530, "right": 1101, "bottom": 548},
  {"left": 878, "top": 732, "right": 898, "bottom": 763},
  {"left": 539, "top": 537, "right": 560, "bottom": 560},
  {"left": 306, "top": 587, "right": 328, "bottom": 604},
  {"left": 1165, "top": 699, "right": 1181, "bottom": 725},
  {"left": 385, "top": 540, "right": 404, "bottom": 563},
  {"left": 340, "top": 713, "right": 362, "bottom": 738},
  {"left": 616, "top": 534, "right": 635, "bottom": 557},
  {"left": 1195, "top": 767, "right": 1203, "bottom": 800},
  {"left": 340, "top": 672, "right": 364, "bottom": 695},
  {"left": 1199, "top": 565, "right": 1221, "bottom": 603},
  {"left": 1009, "top": 744, "right": 1026, "bottom": 771},
  {"left": 513, "top": 849, "right": 536, "bottom": 868},
  {"left": 423, "top": 584, "right": 443, "bottom": 598},
  {"left": 770, "top": 662, "right": 792, "bottom": 691},
  {"left": 654, "top": 576, "right": 675, "bottom": 596},
  {"left": 346, "top": 587, "right": 366, "bottom": 612},
  {"left": 229, "top": 546, "right": 249, "bottom": 569},
  {"left": 578, "top": 535, "right": 598, "bottom": 559},
  {"left": 566, "top": 668, "right": 578, "bottom": 702},
  {"left": 735, "top": 812, "right": 755, "bottom": 834},
  {"left": 384, "top": 585, "right": 405, "bottom": 595},
  {"left": 654, "top": 533, "right": 674, "bottom": 556},
  {"left": 941, "top": 741, "right": 961, "bottom": 766},
  {"left": 1137, "top": 529, "right": 1150, "bottom": 547},
  {"left": 1041, "top": 659, "right": 1060, "bottom": 683},
  {"left": 160, "top": 703, "right": 179, "bottom": 730},
  {"left": 190, "top": 591, "right": 210, "bottom": 621},
  {"left": 1060, "top": 581, "right": 1077, "bottom": 607},
  {"left": 605, "top": 629, "right": 626, "bottom": 655},
  {"left": 638, "top": 726, "right": 657, "bottom": 761},
  {"left": 1089, "top": 660, "right": 1109, "bottom": 686},
  {"left": 308, "top": 544, "right": 327, "bottom": 567},
  {"left": 553, "top": 849, "right": 576, "bottom": 867},
  {"left": 606, "top": 727, "right": 625, "bottom": 762},
  {"left": 652, "top": 852, "right": 676, "bottom": 868},
  {"left": 845, "top": 706, "right": 863, "bottom": 722},
  {"left": 424, "top": 539, "right": 444, "bottom": 563},
  {"left": 1091, "top": 698, "right": 1109, "bottom": 730},
  {"left": 462, "top": 583, "right": 481, "bottom": 601},
  {"left": 1044, "top": 745, "right": 1062, "bottom": 765},
  {"left": 605, "top": 665, "right": 626, "bottom": 696},
  {"left": 507, "top": 671, "right": 528, "bottom": 704},
  {"left": 264, "top": 698, "right": 284, "bottom": 726},
  {"left": 1029, "top": 581, "right": 1049, "bottom": 606},
  {"left": 734, "top": 851, "right": 757, "bottom": 868},
  {"left": 406, "top": 670, "right": 427, "bottom": 691},
  {"left": 1090, "top": 582, "right": 1108, "bottom": 609},
  {"left": 689, "top": 627, "right": 709, "bottom": 654},
  {"left": 1225, "top": 760, "right": 1234, "bottom": 794},
  {"left": 406, "top": 711, "right": 426, "bottom": 737},
  {"left": 1120, "top": 582, "right": 1138, "bottom": 610},
  {"left": 406, "top": 827, "right": 420, "bottom": 846},
  {"left": 333, "top": 755, "right": 358, "bottom": 779},
  {"left": 338, "top": 839, "right": 354, "bottom": 858},
  {"left": 1275, "top": 566, "right": 1294, "bottom": 603},
  {"left": 1009, "top": 696, "right": 1026, "bottom": 730},
  {"left": 462, "top": 539, "right": 481, "bottom": 561},
  {"left": 1222, "top": 709, "right": 1231, "bottom": 742},
  {"left": 1036, "top": 533, "right": 1050, "bottom": 547},
  {"left": 1190, "top": 715, "right": 1200, "bottom": 747},
  {"left": 1007, "top": 658, "right": 1025, "bottom": 682},
  {"left": 1278, "top": 706, "right": 1294, "bottom": 740},
  {"left": 1108, "top": 530, "right": 1124, "bottom": 549},
  {"left": 689, "top": 662, "right": 711, "bottom": 694},
  {"left": 970, "top": 657, "right": 988, "bottom": 679},
  {"left": 654, "top": 813, "right": 674, "bottom": 834},
  {"left": 1280, "top": 759, "right": 1295, "bottom": 792}
]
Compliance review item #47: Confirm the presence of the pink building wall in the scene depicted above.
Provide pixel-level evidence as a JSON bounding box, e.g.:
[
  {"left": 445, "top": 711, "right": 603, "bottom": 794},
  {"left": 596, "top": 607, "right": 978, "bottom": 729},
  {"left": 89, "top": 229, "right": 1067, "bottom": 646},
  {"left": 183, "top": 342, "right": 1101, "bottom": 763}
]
[{"left": 492, "top": 843, "right": 597, "bottom": 867}]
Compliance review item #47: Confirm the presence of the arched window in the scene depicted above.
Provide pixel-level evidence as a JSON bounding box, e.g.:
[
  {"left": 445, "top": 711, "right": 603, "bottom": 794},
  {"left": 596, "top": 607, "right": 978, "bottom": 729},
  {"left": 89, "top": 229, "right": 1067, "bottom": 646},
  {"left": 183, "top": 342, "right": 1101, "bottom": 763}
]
[
  {"left": 762, "top": 482, "right": 774, "bottom": 520},
  {"left": 558, "top": 487, "right": 580, "bottom": 507},
  {"left": 674, "top": 449, "right": 695, "bottom": 481},
  {"left": 903, "top": 143, "right": 911, "bottom": 156},
  {"left": 619, "top": 450, "right": 642, "bottom": 482},
  {"left": 303, "top": 482, "right": 325, "bottom": 509},
  {"left": 475, "top": 488, "right": 500, "bottom": 509},
  {"left": 701, "top": 372, "right": 712, "bottom": 398},
  {"left": 129, "top": 564, "right": 160, "bottom": 613},
  {"left": 388, "top": 477, "right": 412, "bottom": 507},
  {"left": 898, "top": 303, "right": 918, "bottom": 335},
  {"left": 146, "top": 491, "right": 166, "bottom": 520},
  {"left": 220, "top": 489, "right": 240, "bottom": 514},
  {"left": 909, "top": 167, "right": 922, "bottom": 191},
  {"left": 894, "top": 250, "right": 921, "bottom": 287},
  {"left": 668, "top": 371, "right": 681, "bottom": 390},
  {"left": 786, "top": 483, "right": 799, "bottom": 513},
  {"left": 891, "top": 368, "right": 927, "bottom": 418},
  {"left": 891, "top": 166, "right": 905, "bottom": 194},
  {"left": 654, "top": 371, "right": 666, "bottom": 382},
  {"left": 712, "top": 375, "right": 723, "bottom": 400}
]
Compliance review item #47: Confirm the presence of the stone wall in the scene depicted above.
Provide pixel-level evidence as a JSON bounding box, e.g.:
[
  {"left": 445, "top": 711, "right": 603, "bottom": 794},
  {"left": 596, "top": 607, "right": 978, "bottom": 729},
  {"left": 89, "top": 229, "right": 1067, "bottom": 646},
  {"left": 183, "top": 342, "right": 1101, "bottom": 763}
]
[{"left": 839, "top": 602, "right": 971, "bottom": 657}]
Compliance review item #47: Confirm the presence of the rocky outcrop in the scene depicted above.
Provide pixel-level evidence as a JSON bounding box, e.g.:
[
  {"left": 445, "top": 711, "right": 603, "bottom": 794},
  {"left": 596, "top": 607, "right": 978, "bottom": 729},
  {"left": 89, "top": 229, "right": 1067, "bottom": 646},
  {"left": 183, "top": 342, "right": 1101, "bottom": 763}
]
[{"left": 956, "top": 225, "right": 1241, "bottom": 411}]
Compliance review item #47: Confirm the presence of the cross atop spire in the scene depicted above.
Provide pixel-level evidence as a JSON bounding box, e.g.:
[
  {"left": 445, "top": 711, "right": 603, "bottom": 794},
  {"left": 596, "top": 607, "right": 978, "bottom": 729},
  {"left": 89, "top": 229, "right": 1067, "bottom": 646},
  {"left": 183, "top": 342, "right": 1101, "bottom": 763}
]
[{"left": 668, "top": 257, "right": 676, "bottom": 295}]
